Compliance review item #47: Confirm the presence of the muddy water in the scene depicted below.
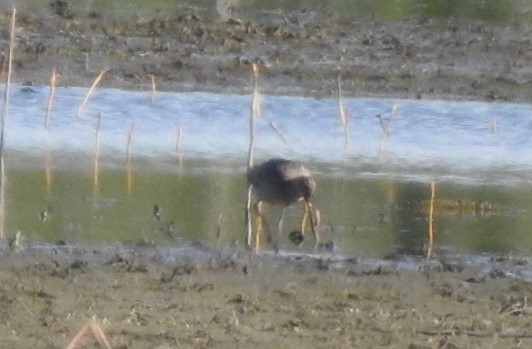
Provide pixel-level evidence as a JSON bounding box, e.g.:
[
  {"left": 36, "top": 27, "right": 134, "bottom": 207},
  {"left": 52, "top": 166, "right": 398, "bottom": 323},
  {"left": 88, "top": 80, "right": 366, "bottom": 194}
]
[{"left": 3, "top": 85, "right": 532, "bottom": 258}]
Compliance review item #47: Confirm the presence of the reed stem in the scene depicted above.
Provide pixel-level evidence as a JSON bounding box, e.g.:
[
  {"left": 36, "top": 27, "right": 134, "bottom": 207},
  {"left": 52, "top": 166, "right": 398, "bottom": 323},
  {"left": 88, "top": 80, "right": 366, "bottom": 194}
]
[
  {"left": 150, "top": 74, "right": 156, "bottom": 105},
  {"left": 176, "top": 123, "right": 183, "bottom": 162},
  {"left": 0, "top": 8, "right": 16, "bottom": 239},
  {"left": 77, "top": 69, "right": 107, "bottom": 118},
  {"left": 337, "top": 76, "right": 349, "bottom": 149},
  {"left": 245, "top": 63, "right": 260, "bottom": 248},
  {"left": 44, "top": 68, "right": 56, "bottom": 128},
  {"left": 268, "top": 120, "right": 287, "bottom": 144},
  {"left": 126, "top": 121, "right": 134, "bottom": 194},
  {"left": 93, "top": 113, "right": 102, "bottom": 194},
  {"left": 427, "top": 181, "right": 436, "bottom": 259}
]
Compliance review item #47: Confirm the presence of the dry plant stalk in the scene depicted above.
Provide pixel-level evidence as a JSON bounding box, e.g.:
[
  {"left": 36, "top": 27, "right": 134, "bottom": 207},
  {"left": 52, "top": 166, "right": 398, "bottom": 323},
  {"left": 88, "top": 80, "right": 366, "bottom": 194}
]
[
  {"left": 337, "top": 76, "right": 349, "bottom": 149},
  {"left": 44, "top": 149, "right": 53, "bottom": 195},
  {"left": 426, "top": 181, "right": 436, "bottom": 259},
  {"left": 215, "top": 213, "right": 223, "bottom": 248},
  {"left": 77, "top": 69, "right": 107, "bottom": 118},
  {"left": 44, "top": 67, "right": 56, "bottom": 128},
  {"left": 0, "top": 8, "right": 16, "bottom": 239},
  {"left": 250, "top": 69, "right": 261, "bottom": 121},
  {"left": 125, "top": 121, "right": 134, "bottom": 166},
  {"left": 377, "top": 103, "right": 399, "bottom": 153},
  {"left": 268, "top": 120, "right": 287, "bottom": 144},
  {"left": 490, "top": 117, "right": 499, "bottom": 134},
  {"left": 126, "top": 121, "right": 134, "bottom": 194},
  {"left": 150, "top": 74, "right": 156, "bottom": 105},
  {"left": 377, "top": 103, "right": 399, "bottom": 138},
  {"left": 0, "top": 53, "right": 5, "bottom": 79},
  {"left": 44, "top": 69, "right": 56, "bottom": 191},
  {"left": 176, "top": 123, "right": 183, "bottom": 165},
  {"left": 65, "top": 320, "right": 112, "bottom": 349},
  {"left": 245, "top": 63, "right": 261, "bottom": 248},
  {"left": 93, "top": 113, "right": 102, "bottom": 194}
]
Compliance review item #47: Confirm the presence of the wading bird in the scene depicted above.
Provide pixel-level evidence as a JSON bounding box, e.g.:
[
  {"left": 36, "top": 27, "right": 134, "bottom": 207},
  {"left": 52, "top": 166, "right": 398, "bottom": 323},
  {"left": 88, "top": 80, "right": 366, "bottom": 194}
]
[{"left": 247, "top": 158, "right": 320, "bottom": 250}]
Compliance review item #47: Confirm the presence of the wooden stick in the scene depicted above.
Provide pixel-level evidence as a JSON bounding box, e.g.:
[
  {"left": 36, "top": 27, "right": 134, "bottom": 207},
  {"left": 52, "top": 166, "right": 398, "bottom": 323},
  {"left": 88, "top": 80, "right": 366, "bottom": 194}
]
[
  {"left": 44, "top": 67, "right": 56, "bottom": 128},
  {"left": 427, "top": 181, "right": 436, "bottom": 259},
  {"left": 0, "top": 8, "right": 16, "bottom": 239},
  {"left": 77, "top": 69, "right": 107, "bottom": 118}
]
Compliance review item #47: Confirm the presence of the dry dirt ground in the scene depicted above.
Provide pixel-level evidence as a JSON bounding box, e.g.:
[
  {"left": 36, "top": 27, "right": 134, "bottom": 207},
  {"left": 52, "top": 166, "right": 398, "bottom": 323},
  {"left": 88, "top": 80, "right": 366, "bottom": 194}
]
[{"left": 0, "top": 3, "right": 531, "bottom": 349}]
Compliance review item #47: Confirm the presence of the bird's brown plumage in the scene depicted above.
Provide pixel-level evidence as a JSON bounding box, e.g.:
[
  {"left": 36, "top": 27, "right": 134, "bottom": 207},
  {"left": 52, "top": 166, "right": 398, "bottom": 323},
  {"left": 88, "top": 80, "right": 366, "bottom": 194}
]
[{"left": 247, "top": 158, "right": 319, "bottom": 250}]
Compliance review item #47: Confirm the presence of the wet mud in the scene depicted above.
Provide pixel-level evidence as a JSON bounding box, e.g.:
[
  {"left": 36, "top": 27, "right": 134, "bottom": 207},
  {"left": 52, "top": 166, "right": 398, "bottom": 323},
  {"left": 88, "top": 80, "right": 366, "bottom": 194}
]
[
  {"left": 0, "top": 245, "right": 531, "bottom": 348},
  {"left": 1, "top": 4, "right": 531, "bottom": 101}
]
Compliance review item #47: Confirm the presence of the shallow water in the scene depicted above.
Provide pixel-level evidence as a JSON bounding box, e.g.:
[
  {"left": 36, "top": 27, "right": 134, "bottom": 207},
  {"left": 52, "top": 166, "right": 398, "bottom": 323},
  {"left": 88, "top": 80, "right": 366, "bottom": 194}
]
[{"left": 3, "top": 84, "right": 532, "bottom": 257}]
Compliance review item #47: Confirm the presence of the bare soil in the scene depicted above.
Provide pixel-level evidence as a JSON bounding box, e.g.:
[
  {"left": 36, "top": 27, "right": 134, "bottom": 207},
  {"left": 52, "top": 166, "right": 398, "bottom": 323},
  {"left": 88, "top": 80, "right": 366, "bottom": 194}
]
[{"left": 0, "top": 4, "right": 531, "bottom": 349}]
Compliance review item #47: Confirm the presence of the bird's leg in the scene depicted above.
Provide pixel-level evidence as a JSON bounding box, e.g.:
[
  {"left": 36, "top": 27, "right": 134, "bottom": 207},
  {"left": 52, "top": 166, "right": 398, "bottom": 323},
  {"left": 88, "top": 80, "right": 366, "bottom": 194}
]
[
  {"left": 274, "top": 207, "right": 286, "bottom": 253},
  {"left": 300, "top": 203, "right": 308, "bottom": 236},
  {"left": 304, "top": 200, "right": 321, "bottom": 250},
  {"left": 300, "top": 200, "right": 312, "bottom": 235},
  {"left": 254, "top": 201, "right": 264, "bottom": 251},
  {"left": 254, "top": 201, "right": 273, "bottom": 251}
]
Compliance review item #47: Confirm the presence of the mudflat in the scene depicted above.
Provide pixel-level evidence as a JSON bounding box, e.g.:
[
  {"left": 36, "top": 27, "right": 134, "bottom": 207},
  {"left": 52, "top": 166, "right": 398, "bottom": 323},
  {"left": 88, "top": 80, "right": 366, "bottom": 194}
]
[
  {"left": 1, "top": 4, "right": 531, "bottom": 101},
  {"left": 0, "top": 3, "right": 531, "bottom": 349},
  {"left": 0, "top": 245, "right": 531, "bottom": 348}
]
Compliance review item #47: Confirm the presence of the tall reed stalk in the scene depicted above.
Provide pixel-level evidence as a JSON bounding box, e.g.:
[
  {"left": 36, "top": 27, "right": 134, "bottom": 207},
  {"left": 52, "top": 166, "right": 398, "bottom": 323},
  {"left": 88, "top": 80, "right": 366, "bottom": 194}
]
[
  {"left": 125, "top": 121, "right": 134, "bottom": 195},
  {"left": 268, "top": 120, "right": 287, "bottom": 144},
  {"left": 0, "top": 8, "right": 16, "bottom": 239},
  {"left": 77, "top": 70, "right": 107, "bottom": 118},
  {"left": 44, "top": 149, "right": 53, "bottom": 195},
  {"left": 43, "top": 69, "right": 56, "bottom": 194},
  {"left": 377, "top": 103, "right": 399, "bottom": 153},
  {"left": 150, "top": 74, "right": 156, "bottom": 105},
  {"left": 337, "top": 76, "right": 349, "bottom": 149},
  {"left": 93, "top": 113, "right": 102, "bottom": 195},
  {"left": 490, "top": 117, "right": 499, "bottom": 134},
  {"left": 176, "top": 123, "right": 183, "bottom": 165},
  {"left": 427, "top": 181, "right": 436, "bottom": 259},
  {"left": 44, "top": 68, "right": 56, "bottom": 128},
  {"left": 245, "top": 63, "right": 261, "bottom": 248}
]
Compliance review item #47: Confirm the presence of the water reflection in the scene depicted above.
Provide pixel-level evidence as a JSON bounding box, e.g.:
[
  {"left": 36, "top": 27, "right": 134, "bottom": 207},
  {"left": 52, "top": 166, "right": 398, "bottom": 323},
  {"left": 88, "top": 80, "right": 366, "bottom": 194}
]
[{"left": 4, "top": 154, "right": 531, "bottom": 257}]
